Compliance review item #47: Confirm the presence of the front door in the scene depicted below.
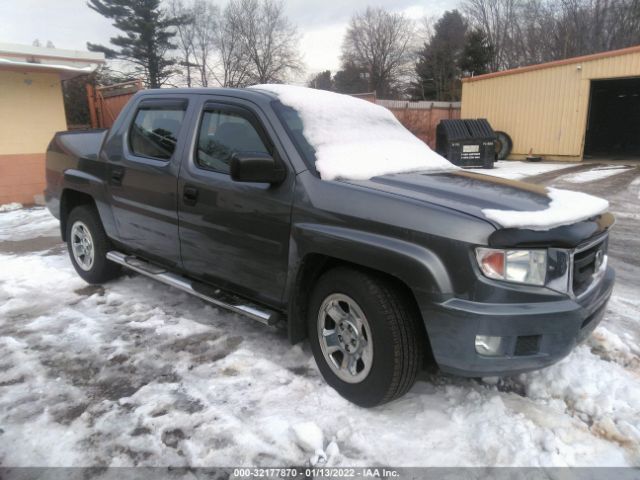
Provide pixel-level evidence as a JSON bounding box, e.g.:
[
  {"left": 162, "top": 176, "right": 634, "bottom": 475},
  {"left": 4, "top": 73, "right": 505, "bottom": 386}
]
[
  {"left": 177, "top": 99, "right": 294, "bottom": 307},
  {"left": 104, "top": 97, "right": 191, "bottom": 268}
]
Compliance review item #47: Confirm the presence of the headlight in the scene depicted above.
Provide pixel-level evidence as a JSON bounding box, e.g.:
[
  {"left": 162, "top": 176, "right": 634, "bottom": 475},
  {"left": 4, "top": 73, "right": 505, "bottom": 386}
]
[{"left": 475, "top": 247, "right": 547, "bottom": 286}]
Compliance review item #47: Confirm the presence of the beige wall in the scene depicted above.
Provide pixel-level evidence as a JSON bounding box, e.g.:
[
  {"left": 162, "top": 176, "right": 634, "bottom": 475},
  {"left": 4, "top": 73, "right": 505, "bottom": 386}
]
[
  {"left": 461, "top": 50, "right": 640, "bottom": 161},
  {"left": 0, "top": 70, "right": 66, "bottom": 154},
  {"left": 0, "top": 69, "right": 66, "bottom": 204}
]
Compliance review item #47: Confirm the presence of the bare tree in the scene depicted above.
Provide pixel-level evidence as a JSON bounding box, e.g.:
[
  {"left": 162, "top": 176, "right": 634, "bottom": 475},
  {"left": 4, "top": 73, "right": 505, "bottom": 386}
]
[
  {"left": 463, "top": 0, "right": 640, "bottom": 71},
  {"left": 191, "top": 0, "right": 219, "bottom": 86},
  {"left": 171, "top": 0, "right": 218, "bottom": 87},
  {"left": 341, "top": 7, "right": 415, "bottom": 98},
  {"left": 462, "top": 0, "right": 520, "bottom": 70},
  {"left": 233, "top": 0, "right": 303, "bottom": 84},
  {"left": 211, "top": 0, "right": 252, "bottom": 87},
  {"left": 555, "top": 0, "right": 640, "bottom": 57},
  {"left": 170, "top": 0, "right": 197, "bottom": 87}
]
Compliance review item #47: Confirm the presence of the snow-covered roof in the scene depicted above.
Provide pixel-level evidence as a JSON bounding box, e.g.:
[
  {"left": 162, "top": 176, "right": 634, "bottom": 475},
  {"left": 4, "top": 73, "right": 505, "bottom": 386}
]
[
  {"left": 249, "top": 84, "right": 456, "bottom": 181},
  {"left": 0, "top": 42, "right": 105, "bottom": 79}
]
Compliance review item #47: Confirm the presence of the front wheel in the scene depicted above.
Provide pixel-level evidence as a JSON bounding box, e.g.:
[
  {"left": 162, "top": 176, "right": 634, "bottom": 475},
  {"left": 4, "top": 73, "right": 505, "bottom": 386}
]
[
  {"left": 66, "top": 205, "right": 121, "bottom": 284},
  {"left": 308, "top": 267, "right": 424, "bottom": 407}
]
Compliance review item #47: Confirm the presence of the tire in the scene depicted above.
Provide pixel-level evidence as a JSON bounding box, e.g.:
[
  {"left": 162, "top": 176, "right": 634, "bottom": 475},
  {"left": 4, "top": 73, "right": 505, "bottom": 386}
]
[
  {"left": 66, "top": 204, "right": 121, "bottom": 284},
  {"left": 308, "top": 267, "right": 424, "bottom": 407},
  {"left": 495, "top": 131, "right": 513, "bottom": 160}
]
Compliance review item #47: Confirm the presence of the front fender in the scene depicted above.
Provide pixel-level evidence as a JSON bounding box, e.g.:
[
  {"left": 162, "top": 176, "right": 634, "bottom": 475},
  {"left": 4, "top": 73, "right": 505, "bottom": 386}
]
[
  {"left": 286, "top": 223, "right": 453, "bottom": 343},
  {"left": 294, "top": 223, "right": 452, "bottom": 295}
]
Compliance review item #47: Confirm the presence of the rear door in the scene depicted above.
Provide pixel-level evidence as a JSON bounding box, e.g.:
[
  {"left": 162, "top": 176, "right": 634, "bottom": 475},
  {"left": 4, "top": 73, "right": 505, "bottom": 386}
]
[
  {"left": 177, "top": 97, "right": 295, "bottom": 307},
  {"left": 103, "top": 96, "right": 192, "bottom": 268}
]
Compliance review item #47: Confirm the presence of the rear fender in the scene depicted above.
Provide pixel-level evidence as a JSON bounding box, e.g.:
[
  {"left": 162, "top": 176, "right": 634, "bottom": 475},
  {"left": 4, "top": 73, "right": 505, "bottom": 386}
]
[{"left": 60, "top": 169, "right": 117, "bottom": 240}]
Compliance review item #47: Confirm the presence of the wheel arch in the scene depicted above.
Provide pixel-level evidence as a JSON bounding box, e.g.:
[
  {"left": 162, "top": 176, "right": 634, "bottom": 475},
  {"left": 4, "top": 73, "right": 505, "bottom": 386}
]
[
  {"left": 286, "top": 224, "right": 450, "bottom": 356},
  {"left": 60, "top": 189, "right": 97, "bottom": 241}
]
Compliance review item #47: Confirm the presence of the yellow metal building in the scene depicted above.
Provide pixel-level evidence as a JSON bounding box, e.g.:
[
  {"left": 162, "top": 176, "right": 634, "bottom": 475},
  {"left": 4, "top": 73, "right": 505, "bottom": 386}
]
[
  {"left": 0, "top": 43, "right": 104, "bottom": 205},
  {"left": 461, "top": 45, "right": 640, "bottom": 161}
]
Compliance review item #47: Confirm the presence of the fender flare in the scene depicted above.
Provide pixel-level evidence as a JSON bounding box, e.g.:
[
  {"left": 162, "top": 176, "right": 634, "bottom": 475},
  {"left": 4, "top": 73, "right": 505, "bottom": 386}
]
[
  {"left": 60, "top": 169, "right": 117, "bottom": 240},
  {"left": 286, "top": 223, "right": 453, "bottom": 342}
]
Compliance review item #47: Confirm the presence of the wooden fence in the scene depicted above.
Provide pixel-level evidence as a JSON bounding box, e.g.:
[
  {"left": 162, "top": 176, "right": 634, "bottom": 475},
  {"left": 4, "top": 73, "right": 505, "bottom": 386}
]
[{"left": 86, "top": 80, "right": 143, "bottom": 129}]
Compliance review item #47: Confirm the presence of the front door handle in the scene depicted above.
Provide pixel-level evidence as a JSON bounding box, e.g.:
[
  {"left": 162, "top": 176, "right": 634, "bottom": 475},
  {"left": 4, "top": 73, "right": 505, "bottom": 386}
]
[
  {"left": 183, "top": 185, "right": 199, "bottom": 205},
  {"left": 110, "top": 167, "right": 124, "bottom": 185}
]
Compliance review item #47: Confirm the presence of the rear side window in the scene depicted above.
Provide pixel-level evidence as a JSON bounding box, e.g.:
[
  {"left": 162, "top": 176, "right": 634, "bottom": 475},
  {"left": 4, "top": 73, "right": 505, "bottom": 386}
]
[
  {"left": 196, "top": 109, "right": 270, "bottom": 174},
  {"left": 129, "top": 101, "right": 186, "bottom": 160}
]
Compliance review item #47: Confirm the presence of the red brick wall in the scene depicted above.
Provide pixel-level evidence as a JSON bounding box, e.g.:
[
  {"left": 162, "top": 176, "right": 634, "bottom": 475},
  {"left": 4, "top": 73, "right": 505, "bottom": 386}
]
[
  {"left": 389, "top": 106, "right": 461, "bottom": 149},
  {"left": 0, "top": 153, "right": 46, "bottom": 205}
]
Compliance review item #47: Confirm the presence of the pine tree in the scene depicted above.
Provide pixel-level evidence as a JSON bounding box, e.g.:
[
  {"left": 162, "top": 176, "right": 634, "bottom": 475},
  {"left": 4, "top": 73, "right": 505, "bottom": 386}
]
[
  {"left": 308, "top": 71, "right": 333, "bottom": 91},
  {"left": 87, "top": 0, "right": 187, "bottom": 88},
  {"left": 333, "top": 62, "right": 369, "bottom": 94},
  {"left": 459, "top": 29, "right": 493, "bottom": 77},
  {"left": 411, "top": 10, "right": 467, "bottom": 101}
]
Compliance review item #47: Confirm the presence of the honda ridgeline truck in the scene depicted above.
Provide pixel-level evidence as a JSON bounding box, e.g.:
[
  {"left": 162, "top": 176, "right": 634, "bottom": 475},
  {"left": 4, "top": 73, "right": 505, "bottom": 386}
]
[{"left": 45, "top": 86, "right": 614, "bottom": 407}]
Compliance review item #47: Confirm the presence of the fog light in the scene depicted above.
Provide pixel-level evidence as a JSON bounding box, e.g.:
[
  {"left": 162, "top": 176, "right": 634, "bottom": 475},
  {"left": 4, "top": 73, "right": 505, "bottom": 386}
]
[{"left": 475, "top": 335, "right": 505, "bottom": 356}]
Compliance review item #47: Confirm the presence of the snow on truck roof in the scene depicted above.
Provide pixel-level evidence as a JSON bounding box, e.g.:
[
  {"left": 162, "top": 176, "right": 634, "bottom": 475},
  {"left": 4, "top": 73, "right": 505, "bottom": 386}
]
[{"left": 249, "top": 84, "right": 456, "bottom": 181}]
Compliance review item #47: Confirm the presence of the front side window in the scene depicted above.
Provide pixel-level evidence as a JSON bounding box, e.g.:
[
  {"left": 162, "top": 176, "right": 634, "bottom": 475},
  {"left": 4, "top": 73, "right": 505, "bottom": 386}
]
[
  {"left": 196, "top": 109, "right": 270, "bottom": 174},
  {"left": 129, "top": 103, "right": 186, "bottom": 160}
]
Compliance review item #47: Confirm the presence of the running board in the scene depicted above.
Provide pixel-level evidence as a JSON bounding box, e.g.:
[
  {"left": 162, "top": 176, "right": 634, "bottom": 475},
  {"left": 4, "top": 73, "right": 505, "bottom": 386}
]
[{"left": 106, "top": 251, "right": 280, "bottom": 326}]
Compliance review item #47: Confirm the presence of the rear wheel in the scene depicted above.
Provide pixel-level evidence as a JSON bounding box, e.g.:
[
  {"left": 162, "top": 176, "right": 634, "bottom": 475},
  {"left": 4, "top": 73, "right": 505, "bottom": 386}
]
[
  {"left": 66, "top": 205, "right": 121, "bottom": 284},
  {"left": 308, "top": 267, "right": 424, "bottom": 407}
]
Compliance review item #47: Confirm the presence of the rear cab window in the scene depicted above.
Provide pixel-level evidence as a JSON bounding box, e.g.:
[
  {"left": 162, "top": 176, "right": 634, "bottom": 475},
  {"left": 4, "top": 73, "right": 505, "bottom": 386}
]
[{"left": 129, "top": 99, "right": 187, "bottom": 160}]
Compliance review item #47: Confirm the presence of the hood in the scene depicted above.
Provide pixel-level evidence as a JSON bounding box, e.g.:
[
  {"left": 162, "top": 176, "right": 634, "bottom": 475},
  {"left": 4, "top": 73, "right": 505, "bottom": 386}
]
[
  {"left": 342, "top": 170, "right": 613, "bottom": 248},
  {"left": 343, "top": 170, "right": 550, "bottom": 225}
]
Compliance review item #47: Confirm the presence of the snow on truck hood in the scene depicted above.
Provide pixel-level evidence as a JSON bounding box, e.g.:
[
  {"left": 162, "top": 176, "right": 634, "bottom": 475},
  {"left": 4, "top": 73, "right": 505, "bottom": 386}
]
[
  {"left": 482, "top": 187, "right": 610, "bottom": 231},
  {"left": 250, "top": 84, "right": 609, "bottom": 231}
]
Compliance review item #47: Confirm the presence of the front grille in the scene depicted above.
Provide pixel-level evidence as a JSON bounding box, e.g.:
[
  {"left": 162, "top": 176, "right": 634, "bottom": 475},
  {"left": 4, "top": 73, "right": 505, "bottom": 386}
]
[{"left": 572, "top": 237, "right": 607, "bottom": 296}]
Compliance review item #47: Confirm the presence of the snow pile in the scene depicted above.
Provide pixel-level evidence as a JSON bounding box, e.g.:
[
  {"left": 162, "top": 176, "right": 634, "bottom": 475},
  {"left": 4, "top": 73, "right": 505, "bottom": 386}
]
[
  {"left": 292, "top": 422, "right": 326, "bottom": 465},
  {"left": 249, "top": 84, "right": 455, "bottom": 180},
  {"left": 0, "top": 206, "right": 60, "bottom": 241},
  {"left": 482, "top": 187, "right": 609, "bottom": 230},
  {"left": 516, "top": 343, "right": 640, "bottom": 449},
  {"left": 0, "top": 202, "right": 22, "bottom": 212}
]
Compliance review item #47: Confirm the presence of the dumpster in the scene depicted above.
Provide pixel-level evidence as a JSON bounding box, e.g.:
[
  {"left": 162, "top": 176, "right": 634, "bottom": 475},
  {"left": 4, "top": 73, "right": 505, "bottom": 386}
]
[{"left": 435, "top": 119, "right": 496, "bottom": 168}]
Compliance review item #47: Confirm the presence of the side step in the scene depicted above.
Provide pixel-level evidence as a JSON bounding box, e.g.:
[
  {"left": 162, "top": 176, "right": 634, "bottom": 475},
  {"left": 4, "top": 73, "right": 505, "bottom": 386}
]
[{"left": 106, "top": 251, "right": 280, "bottom": 326}]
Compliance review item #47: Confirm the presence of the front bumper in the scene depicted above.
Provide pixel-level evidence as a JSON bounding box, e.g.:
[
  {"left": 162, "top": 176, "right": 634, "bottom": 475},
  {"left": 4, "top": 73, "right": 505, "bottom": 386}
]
[{"left": 420, "top": 266, "right": 614, "bottom": 377}]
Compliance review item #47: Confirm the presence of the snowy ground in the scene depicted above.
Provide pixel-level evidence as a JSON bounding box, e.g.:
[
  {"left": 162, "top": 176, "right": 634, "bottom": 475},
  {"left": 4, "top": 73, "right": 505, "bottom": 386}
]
[
  {"left": 484, "top": 160, "right": 577, "bottom": 180},
  {"left": 1, "top": 162, "right": 639, "bottom": 468}
]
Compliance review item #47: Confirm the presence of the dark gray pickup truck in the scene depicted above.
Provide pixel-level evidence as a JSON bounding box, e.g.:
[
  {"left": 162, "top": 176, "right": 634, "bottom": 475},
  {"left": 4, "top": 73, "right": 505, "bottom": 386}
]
[{"left": 45, "top": 86, "right": 614, "bottom": 407}]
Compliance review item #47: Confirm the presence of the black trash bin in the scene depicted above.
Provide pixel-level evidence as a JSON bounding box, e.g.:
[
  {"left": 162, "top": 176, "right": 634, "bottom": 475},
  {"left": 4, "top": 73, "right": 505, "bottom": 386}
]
[{"left": 435, "top": 119, "right": 496, "bottom": 168}]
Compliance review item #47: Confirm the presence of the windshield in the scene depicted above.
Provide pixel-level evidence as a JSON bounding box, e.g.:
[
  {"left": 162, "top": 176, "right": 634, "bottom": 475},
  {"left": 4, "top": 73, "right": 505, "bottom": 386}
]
[
  {"left": 252, "top": 84, "right": 455, "bottom": 181},
  {"left": 272, "top": 101, "right": 318, "bottom": 171}
]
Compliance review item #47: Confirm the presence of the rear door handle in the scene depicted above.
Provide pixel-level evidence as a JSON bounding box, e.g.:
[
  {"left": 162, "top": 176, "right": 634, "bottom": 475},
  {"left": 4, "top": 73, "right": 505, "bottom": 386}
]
[{"left": 183, "top": 185, "right": 199, "bottom": 205}]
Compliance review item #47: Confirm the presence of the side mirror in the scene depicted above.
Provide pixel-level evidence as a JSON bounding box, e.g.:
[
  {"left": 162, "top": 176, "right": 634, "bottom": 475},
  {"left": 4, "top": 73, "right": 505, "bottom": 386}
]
[{"left": 230, "top": 152, "right": 286, "bottom": 184}]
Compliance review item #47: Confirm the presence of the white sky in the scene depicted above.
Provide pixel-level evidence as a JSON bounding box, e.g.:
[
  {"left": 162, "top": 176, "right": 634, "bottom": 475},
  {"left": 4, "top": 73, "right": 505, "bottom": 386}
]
[{"left": 0, "top": 0, "right": 453, "bottom": 80}]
